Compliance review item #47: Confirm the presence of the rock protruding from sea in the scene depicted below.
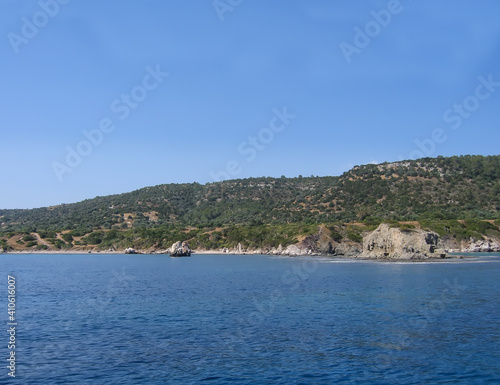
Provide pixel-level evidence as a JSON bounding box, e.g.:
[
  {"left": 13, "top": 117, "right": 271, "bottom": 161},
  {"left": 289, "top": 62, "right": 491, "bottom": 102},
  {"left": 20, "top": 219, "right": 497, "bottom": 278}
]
[
  {"left": 169, "top": 241, "right": 192, "bottom": 257},
  {"left": 125, "top": 248, "right": 138, "bottom": 254},
  {"left": 362, "top": 224, "right": 443, "bottom": 259}
]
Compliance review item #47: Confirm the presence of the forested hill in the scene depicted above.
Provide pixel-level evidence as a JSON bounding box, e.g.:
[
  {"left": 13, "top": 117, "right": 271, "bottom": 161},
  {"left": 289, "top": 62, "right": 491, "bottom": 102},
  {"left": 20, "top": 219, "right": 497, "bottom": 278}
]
[{"left": 1, "top": 155, "right": 499, "bottom": 231}]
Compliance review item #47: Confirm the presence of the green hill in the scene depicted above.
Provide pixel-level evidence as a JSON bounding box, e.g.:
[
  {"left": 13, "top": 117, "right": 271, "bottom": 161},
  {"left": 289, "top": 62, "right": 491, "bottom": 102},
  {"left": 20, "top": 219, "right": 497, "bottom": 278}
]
[
  {"left": 2, "top": 155, "right": 499, "bottom": 231},
  {"left": 1, "top": 155, "right": 499, "bottom": 253}
]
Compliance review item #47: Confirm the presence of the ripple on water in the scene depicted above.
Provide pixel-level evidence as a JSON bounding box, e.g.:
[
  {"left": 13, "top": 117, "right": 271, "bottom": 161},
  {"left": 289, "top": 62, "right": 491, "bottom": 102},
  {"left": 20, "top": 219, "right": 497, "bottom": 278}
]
[{"left": 4, "top": 253, "right": 500, "bottom": 384}]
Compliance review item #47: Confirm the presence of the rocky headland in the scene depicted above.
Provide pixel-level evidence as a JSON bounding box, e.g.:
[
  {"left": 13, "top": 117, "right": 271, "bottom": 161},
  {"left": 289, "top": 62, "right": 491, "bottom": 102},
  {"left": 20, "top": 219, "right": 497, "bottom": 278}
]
[
  {"left": 361, "top": 224, "right": 445, "bottom": 259},
  {"left": 181, "top": 223, "right": 499, "bottom": 260}
]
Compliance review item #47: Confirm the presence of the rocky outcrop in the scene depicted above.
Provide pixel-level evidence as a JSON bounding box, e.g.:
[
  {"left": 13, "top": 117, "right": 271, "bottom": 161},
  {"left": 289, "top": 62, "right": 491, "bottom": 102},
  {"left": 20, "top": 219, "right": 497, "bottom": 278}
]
[
  {"left": 332, "top": 241, "right": 362, "bottom": 257},
  {"left": 280, "top": 235, "right": 323, "bottom": 256},
  {"left": 282, "top": 244, "right": 305, "bottom": 256},
  {"left": 238, "top": 227, "right": 362, "bottom": 257},
  {"left": 362, "top": 224, "right": 443, "bottom": 259},
  {"left": 273, "top": 244, "right": 284, "bottom": 255},
  {"left": 462, "top": 240, "right": 500, "bottom": 253},
  {"left": 169, "top": 241, "right": 192, "bottom": 257},
  {"left": 124, "top": 248, "right": 138, "bottom": 254}
]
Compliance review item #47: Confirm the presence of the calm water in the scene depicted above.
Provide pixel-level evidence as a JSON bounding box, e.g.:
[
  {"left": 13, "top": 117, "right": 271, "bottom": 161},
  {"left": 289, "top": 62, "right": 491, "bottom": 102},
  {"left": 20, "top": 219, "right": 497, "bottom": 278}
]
[{"left": 1, "top": 253, "right": 500, "bottom": 384}]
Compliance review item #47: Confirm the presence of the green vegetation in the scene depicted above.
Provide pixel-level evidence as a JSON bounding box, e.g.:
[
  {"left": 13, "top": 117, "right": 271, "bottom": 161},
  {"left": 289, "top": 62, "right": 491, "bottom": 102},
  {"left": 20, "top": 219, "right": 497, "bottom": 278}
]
[
  {"left": 420, "top": 219, "right": 500, "bottom": 242},
  {"left": 22, "top": 234, "right": 36, "bottom": 242},
  {"left": 1, "top": 220, "right": 499, "bottom": 252},
  {"left": 61, "top": 233, "right": 74, "bottom": 243},
  {"left": 0, "top": 155, "right": 499, "bottom": 251},
  {"left": 39, "top": 230, "right": 57, "bottom": 239},
  {"left": 346, "top": 231, "right": 363, "bottom": 243},
  {"left": 0, "top": 239, "right": 10, "bottom": 252}
]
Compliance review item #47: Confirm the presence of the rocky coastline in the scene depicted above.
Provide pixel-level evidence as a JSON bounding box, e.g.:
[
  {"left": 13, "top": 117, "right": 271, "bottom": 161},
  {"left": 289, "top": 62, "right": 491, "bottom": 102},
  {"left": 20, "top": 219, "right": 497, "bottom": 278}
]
[{"left": 3, "top": 223, "right": 499, "bottom": 260}]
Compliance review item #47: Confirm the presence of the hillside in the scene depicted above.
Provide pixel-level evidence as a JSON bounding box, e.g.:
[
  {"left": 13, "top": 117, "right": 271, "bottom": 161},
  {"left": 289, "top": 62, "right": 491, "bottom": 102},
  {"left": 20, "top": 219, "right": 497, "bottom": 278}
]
[
  {"left": 1, "top": 155, "right": 499, "bottom": 231},
  {"left": 1, "top": 155, "right": 499, "bottom": 254}
]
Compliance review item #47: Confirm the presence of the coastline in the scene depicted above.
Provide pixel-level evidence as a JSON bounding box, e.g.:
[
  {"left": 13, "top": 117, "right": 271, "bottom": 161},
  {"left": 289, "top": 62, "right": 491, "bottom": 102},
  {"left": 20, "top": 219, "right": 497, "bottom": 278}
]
[
  {"left": 3, "top": 221, "right": 498, "bottom": 260},
  {"left": 3, "top": 248, "right": 499, "bottom": 262}
]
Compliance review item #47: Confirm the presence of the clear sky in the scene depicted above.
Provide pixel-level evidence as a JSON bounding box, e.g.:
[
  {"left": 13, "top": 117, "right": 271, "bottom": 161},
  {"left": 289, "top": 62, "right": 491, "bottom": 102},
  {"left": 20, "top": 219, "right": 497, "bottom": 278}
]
[{"left": 1, "top": 0, "right": 499, "bottom": 209}]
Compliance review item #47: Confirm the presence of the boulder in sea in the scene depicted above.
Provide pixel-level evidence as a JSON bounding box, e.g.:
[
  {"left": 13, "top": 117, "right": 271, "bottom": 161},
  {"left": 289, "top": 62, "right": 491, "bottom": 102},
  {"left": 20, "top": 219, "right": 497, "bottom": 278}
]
[
  {"left": 125, "top": 248, "right": 138, "bottom": 254},
  {"left": 169, "top": 241, "right": 192, "bottom": 257}
]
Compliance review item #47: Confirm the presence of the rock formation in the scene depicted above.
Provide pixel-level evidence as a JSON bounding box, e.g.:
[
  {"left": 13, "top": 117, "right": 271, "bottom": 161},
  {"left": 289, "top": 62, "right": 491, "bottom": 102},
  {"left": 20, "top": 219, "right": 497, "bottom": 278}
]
[
  {"left": 124, "top": 248, "right": 138, "bottom": 254},
  {"left": 169, "top": 241, "right": 192, "bottom": 257},
  {"left": 362, "top": 224, "right": 443, "bottom": 259},
  {"left": 331, "top": 241, "right": 362, "bottom": 257},
  {"left": 282, "top": 244, "right": 303, "bottom": 256},
  {"left": 462, "top": 240, "right": 500, "bottom": 253}
]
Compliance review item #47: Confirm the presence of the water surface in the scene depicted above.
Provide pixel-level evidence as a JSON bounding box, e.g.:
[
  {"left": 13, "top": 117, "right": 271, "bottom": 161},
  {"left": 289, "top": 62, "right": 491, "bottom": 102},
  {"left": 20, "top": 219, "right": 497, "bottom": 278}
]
[{"left": 2, "top": 253, "right": 500, "bottom": 384}]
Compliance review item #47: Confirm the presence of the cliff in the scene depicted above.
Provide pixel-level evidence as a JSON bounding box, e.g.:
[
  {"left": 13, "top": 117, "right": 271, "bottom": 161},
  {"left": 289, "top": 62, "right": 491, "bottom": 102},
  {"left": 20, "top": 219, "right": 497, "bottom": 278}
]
[{"left": 362, "top": 224, "right": 444, "bottom": 259}]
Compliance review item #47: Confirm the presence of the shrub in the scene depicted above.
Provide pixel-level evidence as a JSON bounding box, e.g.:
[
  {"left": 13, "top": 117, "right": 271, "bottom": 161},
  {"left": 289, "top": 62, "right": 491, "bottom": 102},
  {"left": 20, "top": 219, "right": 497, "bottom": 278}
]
[
  {"left": 52, "top": 240, "right": 66, "bottom": 250},
  {"left": 82, "top": 231, "right": 104, "bottom": 245},
  {"left": 69, "top": 229, "right": 92, "bottom": 237},
  {"left": 363, "top": 217, "right": 382, "bottom": 227},
  {"left": 326, "top": 226, "right": 343, "bottom": 243},
  {"left": 390, "top": 223, "right": 415, "bottom": 230},
  {"left": 61, "top": 233, "right": 74, "bottom": 243},
  {"left": 0, "top": 239, "right": 9, "bottom": 251},
  {"left": 39, "top": 231, "right": 57, "bottom": 239},
  {"left": 464, "top": 219, "right": 495, "bottom": 233},
  {"left": 347, "top": 231, "right": 362, "bottom": 243}
]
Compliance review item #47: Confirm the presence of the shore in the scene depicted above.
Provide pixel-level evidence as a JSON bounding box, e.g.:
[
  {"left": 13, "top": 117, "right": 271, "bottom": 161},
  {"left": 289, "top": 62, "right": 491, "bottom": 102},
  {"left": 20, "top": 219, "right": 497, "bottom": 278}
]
[
  {"left": 3, "top": 249, "right": 262, "bottom": 255},
  {"left": 2, "top": 249, "right": 496, "bottom": 262}
]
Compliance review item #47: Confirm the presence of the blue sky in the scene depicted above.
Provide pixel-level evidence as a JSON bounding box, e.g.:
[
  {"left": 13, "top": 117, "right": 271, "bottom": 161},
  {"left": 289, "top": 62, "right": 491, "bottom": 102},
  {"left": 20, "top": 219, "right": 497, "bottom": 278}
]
[{"left": 1, "top": 0, "right": 499, "bottom": 209}]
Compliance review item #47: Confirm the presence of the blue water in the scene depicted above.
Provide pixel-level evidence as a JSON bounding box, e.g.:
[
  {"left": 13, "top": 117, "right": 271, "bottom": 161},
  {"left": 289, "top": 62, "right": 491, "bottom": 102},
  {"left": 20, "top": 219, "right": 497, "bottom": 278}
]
[{"left": 2, "top": 253, "right": 500, "bottom": 384}]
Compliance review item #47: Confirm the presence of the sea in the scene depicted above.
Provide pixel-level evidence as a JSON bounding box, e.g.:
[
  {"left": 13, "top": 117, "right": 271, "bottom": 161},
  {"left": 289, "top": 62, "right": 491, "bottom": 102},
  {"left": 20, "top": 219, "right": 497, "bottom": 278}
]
[{"left": 1, "top": 252, "right": 500, "bottom": 384}]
